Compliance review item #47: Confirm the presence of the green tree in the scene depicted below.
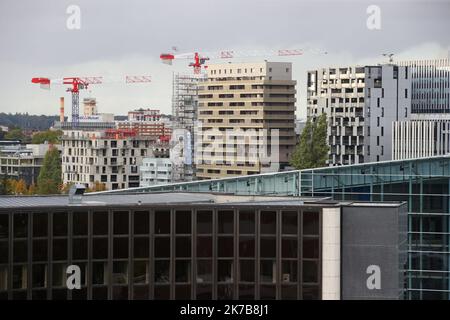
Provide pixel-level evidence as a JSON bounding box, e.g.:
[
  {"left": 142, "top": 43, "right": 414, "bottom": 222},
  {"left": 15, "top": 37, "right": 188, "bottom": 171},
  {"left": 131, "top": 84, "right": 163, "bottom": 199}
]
[
  {"left": 32, "top": 130, "right": 62, "bottom": 144},
  {"left": 290, "top": 113, "right": 329, "bottom": 170},
  {"left": 0, "top": 174, "right": 9, "bottom": 195},
  {"left": 4, "top": 128, "right": 26, "bottom": 141},
  {"left": 37, "top": 147, "right": 62, "bottom": 194}
]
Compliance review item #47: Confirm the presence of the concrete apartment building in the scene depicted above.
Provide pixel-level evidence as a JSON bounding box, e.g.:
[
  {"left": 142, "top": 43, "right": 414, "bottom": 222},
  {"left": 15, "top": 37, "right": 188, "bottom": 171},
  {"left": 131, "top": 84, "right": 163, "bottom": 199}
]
[
  {"left": 0, "top": 143, "right": 54, "bottom": 186},
  {"left": 139, "top": 157, "right": 172, "bottom": 187},
  {"left": 307, "top": 64, "right": 410, "bottom": 165},
  {"left": 392, "top": 58, "right": 450, "bottom": 159},
  {"left": 117, "top": 109, "right": 172, "bottom": 139},
  {"left": 61, "top": 129, "right": 169, "bottom": 190},
  {"left": 196, "top": 61, "right": 297, "bottom": 179}
]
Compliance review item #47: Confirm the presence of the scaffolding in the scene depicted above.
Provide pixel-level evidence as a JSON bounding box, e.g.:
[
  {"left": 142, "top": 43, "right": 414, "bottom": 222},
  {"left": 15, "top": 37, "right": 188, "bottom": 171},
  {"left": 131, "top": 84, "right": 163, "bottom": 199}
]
[{"left": 171, "top": 73, "right": 205, "bottom": 182}]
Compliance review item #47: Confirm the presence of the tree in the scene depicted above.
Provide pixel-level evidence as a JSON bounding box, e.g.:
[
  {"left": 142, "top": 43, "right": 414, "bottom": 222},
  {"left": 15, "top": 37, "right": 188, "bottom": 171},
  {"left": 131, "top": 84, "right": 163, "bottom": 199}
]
[
  {"left": 86, "top": 181, "right": 107, "bottom": 193},
  {"left": 32, "top": 130, "right": 63, "bottom": 144},
  {"left": 290, "top": 113, "right": 329, "bottom": 170},
  {"left": 11, "top": 179, "right": 27, "bottom": 195},
  {"left": 26, "top": 183, "right": 37, "bottom": 195},
  {"left": 0, "top": 174, "right": 9, "bottom": 195},
  {"left": 4, "top": 128, "right": 26, "bottom": 141},
  {"left": 37, "top": 147, "right": 62, "bottom": 194}
]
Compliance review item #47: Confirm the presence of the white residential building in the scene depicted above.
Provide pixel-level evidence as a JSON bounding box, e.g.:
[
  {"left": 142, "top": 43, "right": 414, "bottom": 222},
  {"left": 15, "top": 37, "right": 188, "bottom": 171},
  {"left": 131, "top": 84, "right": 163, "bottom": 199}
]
[{"left": 139, "top": 158, "right": 172, "bottom": 187}]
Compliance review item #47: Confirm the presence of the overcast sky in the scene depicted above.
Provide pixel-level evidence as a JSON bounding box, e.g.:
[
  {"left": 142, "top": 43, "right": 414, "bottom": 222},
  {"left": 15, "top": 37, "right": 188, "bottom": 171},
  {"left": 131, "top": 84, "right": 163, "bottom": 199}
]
[{"left": 0, "top": 0, "right": 449, "bottom": 119}]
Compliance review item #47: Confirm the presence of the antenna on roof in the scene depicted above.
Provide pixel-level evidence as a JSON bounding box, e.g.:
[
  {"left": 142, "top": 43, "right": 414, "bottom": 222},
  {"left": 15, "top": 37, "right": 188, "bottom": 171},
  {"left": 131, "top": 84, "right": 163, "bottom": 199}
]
[{"left": 382, "top": 53, "right": 394, "bottom": 64}]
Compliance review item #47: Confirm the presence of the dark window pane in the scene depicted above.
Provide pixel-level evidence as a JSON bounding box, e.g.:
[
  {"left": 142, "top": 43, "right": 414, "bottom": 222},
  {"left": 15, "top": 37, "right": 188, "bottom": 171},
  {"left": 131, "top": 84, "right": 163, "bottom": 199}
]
[
  {"left": 218, "top": 237, "right": 233, "bottom": 257},
  {"left": 197, "top": 211, "right": 212, "bottom": 234},
  {"left": 176, "top": 285, "right": 191, "bottom": 299},
  {"left": 133, "top": 285, "right": 149, "bottom": 299},
  {"left": 239, "top": 260, "right": 255, "bottom": 282},
  {"left": 93, "top": 238, "right": 108, "bottom": 259},
  {"left": 12, "top": 265, "right": 27, "bottom": 289},
  {"left": 73, "top": 212, "right": 88, "bottom": 236},
  {"left": 33, "top": 213, "right": 47, "bottom": 237},
  {"left": 52, "top": 263, "right": 67, "bottom": 287},
  {"left": 217, "top": 284, "right": 233, "bottom": 300},
  {"left": 113, "top": 286, "right": 128, "bottom": 300},
  {"left": 93, "top": 212, "right": 108, "bottom": 235},
  {"left": 32, "top": 264, "right": 47, "bottom": 288},
  {"left": 155, "top": 211, "right": 170, "bottom": 234},
  {"left": 154, "top": 285, "right": 170, "bottom": 299},
  {"left": 113, "top": 238, "right": 128, "bottom": 259},
  {"left": 196, "top": 284, "right": 212, "bottom": 299},
  {"left": 0, "top": 214, "right": 8, "bottom": 239},
  {"left": 33, "top": 239, "right": 48, "bottom": 262},
  {"left": 0, "top": 242, "right": 8, "bottom": 263},
  {"left": 197, "top": 236, "right": 212, "bottom": 257},
  {"left": 92, "top": 286, "right": 108, "bottom": 300},
  {"left": 260, "top": 238, "right": 276, "bottom": 258},
  {"left": 154, "top": 237, "right": 170, "bottom": 258},
  {"left": 260, "top": 211, "right": 276, "bottom": 234},
  {"left": 134, "top": 211, "right": 149, "bottom": 235},
  {"left": 260, "top": 285, "right": 276, "bottom": 299},
  {"left": 12, "top": 291, "right": 27, "bottom": 299},
  {"left": 134, "top": 237, "right": 149, "bottom": 258},
  {"left": 282, "top": 260, "right": 297, "bottom": 283},
  {"left": 303, "top": 238, "right": 319, "bottom": 259},
  {"left": 92, "top": 262, "right": 107, "bottom": 285},
  {"left": 72, "top": 288, "right": 88, "bottom": 300},
  {"left": 154, "top": 260, "right": 170, "bottom": 283},
  {"left": 176, "top": 237, "right": 191, "bottom": 257},
  {"left": 175, "top": 260, "right": 191, "bottom": 283},
  {"left": 282, "top": 285, "right": 297, "bottom": 299},
  {"left": 239, "top": 237, "right": 255, "bottom": 258},
  {"left": 260, "top": 260, "right": 276, "bottom": 283},
  {"left": 302, "top": 285, "right": 319, "bottom": 300},
  {"left": 303, "top": 211, "right": 319, "bottom": 235},
  {"left": 13, "top": 240, "right": 27, "bottom": 263},
  {"left": 112, "top": 261, "right": 128, "bottom": 284},
  {"left": 282, "top": 211, "right": 298, "bottom": 234},
  {"left": 239, "top": 210, "right": 255, "bottom": 234},
  {"left": 114, "top": 211, "right": 129, "bottom": 235},
  {"left": 218, "top": 210, "right": 234, "bottom": 234},
  {"left": 14, "top": 213, "right": 28, "bottom": 238},
  {"left": 239, "top": 284, "right": 255, "bottom": 300},
  {"left": 52, "top": 289, "right": 68, "bottom": 300},
  {"left": 53, "top": 239, "right": 67, "bottom": 260},
  {"left": 197, "top": 260, "right": 212, "bottom": 283},
  {"left": 73, "top": 238, "right": 88, "bottom": 260},
  {"left": 282, "top": 238, "right": 297, "bottom": 258},
  {"left": 53, "top": 212, "right": 67, "bottom": 236},
  {"left": 133, "top": 261, "right": 149, "bottom": 284},
  {"left": 303, "top": 260, "right": 318, "bottom": 283},
  {"left": 176, "top": 211, "right": 191, "bottom": 234},
  {"left": 217, "top": 260, "right": 233, "bottom": 283}
]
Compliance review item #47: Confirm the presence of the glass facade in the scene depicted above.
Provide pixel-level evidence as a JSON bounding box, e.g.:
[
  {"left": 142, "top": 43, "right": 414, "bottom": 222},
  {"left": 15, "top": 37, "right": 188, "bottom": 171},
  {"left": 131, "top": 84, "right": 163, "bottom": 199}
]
[
  {"left": 121, "top": 155, "right": 450, "bottom": 299},
  {"left": 0, "top": 206, "right": 321, "bottom": 300}
]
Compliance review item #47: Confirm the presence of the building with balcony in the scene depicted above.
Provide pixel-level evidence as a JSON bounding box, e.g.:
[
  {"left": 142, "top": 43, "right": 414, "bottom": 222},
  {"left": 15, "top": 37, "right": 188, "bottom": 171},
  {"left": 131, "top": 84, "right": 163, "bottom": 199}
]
[
  {"left": 307, "top": 64, "right": 411, "bottom": 165},
  {"left": 61, "top": 129, "right": 169, "bottom": 190},
  {"left": 196, "top": 61, "right": 297, "bottom": 179},
  {"left": 140, "top": 158, "right": 172, "bottom": 187}
]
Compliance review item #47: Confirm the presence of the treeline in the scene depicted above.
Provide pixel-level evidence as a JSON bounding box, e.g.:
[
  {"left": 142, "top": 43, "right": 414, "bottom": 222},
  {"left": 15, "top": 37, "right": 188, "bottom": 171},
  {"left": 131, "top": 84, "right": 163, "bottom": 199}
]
[{"left": 0, "top": 112, "right": 59, "bottom": 131}]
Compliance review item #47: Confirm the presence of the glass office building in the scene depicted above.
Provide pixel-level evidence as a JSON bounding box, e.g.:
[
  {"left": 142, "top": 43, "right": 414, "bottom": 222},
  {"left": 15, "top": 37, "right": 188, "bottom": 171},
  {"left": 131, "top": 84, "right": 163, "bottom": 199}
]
[{"left": 104, "top": 155, "right": 450, "bottom": 299}]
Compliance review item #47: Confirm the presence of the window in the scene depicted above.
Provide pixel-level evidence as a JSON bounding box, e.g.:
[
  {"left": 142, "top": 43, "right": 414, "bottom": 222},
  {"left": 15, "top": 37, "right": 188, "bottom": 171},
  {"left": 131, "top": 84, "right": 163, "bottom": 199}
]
[
  {"left": 218, "top": 237, "right": 233, "bottom": 257},
  {"left": 176, "top": 211, "right": 191, "bottom": 234},
  {"left": 73, "top": 212, "right": 88, "bottom": 236},
  {"left": 217, "top": 260, "right": 233, "bottom": 283},
  {"left": 197, "top": 236, "right": 212, "bottom": 257},
  {"left": 92, "top": 262, "right": 107, "bottom": 285},
  {"left": 0, "top": 214, "right": 8, "bottom": 239},
  {"left": 33, "top": 213, "right": 48, "bottom": 237},
  {"left": 239, "top": 260, "right": 255, "bottom": 282},
  {"left": 260, "top": 211, "right": 276, "bottom": 234},
  {"left": 155, "top": 211, "right": 170, "bottom": 234},
  {"left": 134, "top": 261, "right": 149, "bottom": 284},
  {"left": 260, "top": 238, "right": 276, "bottom": 258},
  {"left": 134, "top": 211, "right": 149, "bottom": 235},
  {"left": 282, "top": 211, "right": 297, "bottom": 234},
  {"left": 303, "top": 211, "right": 319, "bottom": 235},
  {"left": 93, "top": 238, "right": 108, "bottom": 259},
  {"left": 114, "top": 211, "right": 129, "bottom": 235},
  {"left": 260, "top": 260, "right": 276, "bottom": 283},
  {"left": 197, "top": 260, "right": 212, "bottom": 283},
  {"left": 303, "top": 238, "right": 319, "bottom": 259},
  {"left": 134, "top": 237, "right": 149, "bottom": 258},
  {"left": 14, "top": 213, "right": 28, "bottom": 238},
  {"left": 239, "top": 210, "right": 255, "bottom": 234},
  {"left": 113, "top": 238, "right": 128, "bottom": 259},
  {"left": 176, "top": 237, "right": 191, "bottom": 257},
  {"left": 113, "top": 261, "right": 128, "bottom": 284},
  {"left": 155, "top": 238, "right": 170, "bottom": 258},
  {"left": 93, "top": 212, "right": 108, "bottom": 235},
  {"left": 218, "top": 210, "right": 234, "bottom": 234},
  {"left": 197, "top": 211, "right": 212, "bottom": 234},
  {"left": 154, "top": 260, "right": 170, "bottom": 283}
]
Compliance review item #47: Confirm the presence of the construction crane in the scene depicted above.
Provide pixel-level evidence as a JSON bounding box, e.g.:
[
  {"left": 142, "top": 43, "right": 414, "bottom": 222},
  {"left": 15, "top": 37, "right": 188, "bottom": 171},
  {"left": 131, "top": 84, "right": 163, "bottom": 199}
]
[
  {"left": 31, "top": 75, "right": 152, "bottom": 126},
  {"left": 160, "top": 47, "right": 328, "bottom": 73}
]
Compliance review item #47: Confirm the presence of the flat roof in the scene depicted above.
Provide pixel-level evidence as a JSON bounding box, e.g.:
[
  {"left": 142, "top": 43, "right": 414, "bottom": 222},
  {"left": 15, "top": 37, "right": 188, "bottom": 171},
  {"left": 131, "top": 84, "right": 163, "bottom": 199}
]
[{"left": 0, "top": 192, "right": 405, "bottom": 210}]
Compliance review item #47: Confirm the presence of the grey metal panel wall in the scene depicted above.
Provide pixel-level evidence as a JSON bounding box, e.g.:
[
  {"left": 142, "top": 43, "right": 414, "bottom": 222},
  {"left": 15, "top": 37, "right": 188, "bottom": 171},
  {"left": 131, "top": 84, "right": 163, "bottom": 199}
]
[{"left": 341, "top": 204, "right": 407, "bottom": 299}]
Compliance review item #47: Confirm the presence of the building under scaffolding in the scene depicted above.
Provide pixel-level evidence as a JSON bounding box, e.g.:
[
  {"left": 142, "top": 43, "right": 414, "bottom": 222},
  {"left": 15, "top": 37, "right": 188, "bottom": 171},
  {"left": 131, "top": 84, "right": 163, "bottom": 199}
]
[{"left": 171, "top": 73, "right": 205, "bottom": 182}]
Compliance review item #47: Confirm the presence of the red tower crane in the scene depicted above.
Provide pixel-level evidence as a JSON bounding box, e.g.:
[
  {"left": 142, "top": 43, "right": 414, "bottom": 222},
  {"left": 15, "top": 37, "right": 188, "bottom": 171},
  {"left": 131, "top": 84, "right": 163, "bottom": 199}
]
[
  {"left": 160, "top": 47, "right": 327, "bottom": 73},
  {"left": 31, "top": 75, "right": 152, "bottom": 126}
]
